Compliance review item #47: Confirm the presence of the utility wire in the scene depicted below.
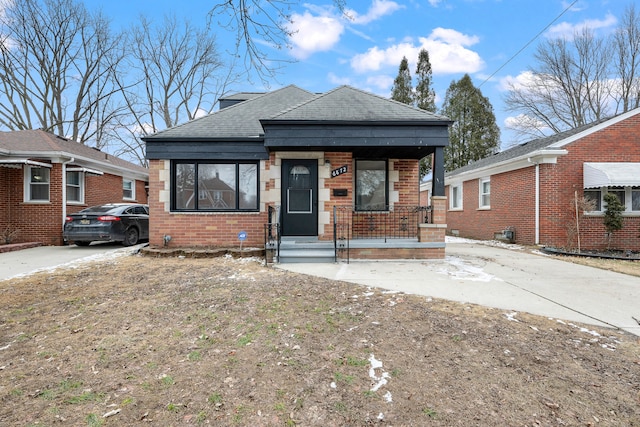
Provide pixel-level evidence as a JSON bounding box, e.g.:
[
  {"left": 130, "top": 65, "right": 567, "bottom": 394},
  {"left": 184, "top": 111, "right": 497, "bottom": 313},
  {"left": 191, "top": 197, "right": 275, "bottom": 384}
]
[{"left": 479, "top": 0, "right": 578, "bottom": 88}]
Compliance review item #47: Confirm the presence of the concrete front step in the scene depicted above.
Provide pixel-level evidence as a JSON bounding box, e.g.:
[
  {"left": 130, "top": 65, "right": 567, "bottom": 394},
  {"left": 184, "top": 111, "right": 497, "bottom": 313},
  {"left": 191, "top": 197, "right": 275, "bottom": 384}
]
[{"left": 277, "top": 238, "right": 336, "bottom": 263}]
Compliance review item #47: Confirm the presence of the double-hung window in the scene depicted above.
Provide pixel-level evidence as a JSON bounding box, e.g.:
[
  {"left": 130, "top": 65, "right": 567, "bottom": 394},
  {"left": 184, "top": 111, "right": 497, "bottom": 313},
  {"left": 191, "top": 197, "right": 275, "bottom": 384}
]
[
  {"left": 355, "top": 159, "right": 387, "bottom": 211},
  {"left": 66, "top": 171, "right": 84, "bottom": 203},
  {"left": 172, "top": 161, "right": 259, "bottom": 211},
  {"left": 479, "top": 177, "right": 490, "bottom": 208},
  {"left": 450, "top": 184, "right": 462, "bottom": 210},
  {"left": 123, "top": 179, "right": 135, "bottom": 200},
  {"left": 25, "top": 166, "right": 50, "bottom": 202}
]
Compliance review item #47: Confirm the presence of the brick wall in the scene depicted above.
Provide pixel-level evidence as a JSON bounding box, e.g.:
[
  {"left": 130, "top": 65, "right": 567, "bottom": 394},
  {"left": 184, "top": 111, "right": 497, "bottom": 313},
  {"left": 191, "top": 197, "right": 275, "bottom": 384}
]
[
  {"left": 444, "top": 113, "right": 640, "bottom": 251},
  {"left": 148, "top": 159, "right": 269, "bottom": 248}
]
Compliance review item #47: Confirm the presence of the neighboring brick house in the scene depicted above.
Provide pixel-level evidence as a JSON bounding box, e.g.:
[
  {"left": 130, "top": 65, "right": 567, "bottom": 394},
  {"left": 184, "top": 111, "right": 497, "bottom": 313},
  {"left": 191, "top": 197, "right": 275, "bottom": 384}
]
[
  {"left": 0, "top": 130, "right": 149, "bottom": 246},
  {"left": 143, "top": 85, "right": 452, "bottom": 260},
  {"left": 433, "top": 108, "right": 640, "bottom": 251}
]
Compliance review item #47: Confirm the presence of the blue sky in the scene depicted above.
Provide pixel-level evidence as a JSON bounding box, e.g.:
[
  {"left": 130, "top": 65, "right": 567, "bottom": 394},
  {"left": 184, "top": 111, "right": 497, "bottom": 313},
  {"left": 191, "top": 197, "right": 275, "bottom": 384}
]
[{"left": 100, "top": 0, "right": 629, "bottom": 149}]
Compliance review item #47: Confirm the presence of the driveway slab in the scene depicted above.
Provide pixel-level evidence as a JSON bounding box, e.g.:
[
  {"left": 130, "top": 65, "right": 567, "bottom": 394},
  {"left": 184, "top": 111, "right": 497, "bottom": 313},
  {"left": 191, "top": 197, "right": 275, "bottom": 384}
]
[{"left": 278, "top": 241, "right": 640, "bottom": 337}]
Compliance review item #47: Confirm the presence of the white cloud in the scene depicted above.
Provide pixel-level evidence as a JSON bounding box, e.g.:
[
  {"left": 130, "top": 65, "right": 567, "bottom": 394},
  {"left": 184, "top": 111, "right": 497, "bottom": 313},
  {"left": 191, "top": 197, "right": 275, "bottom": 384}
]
[
  {"left": 498, "top": 71, "right": 537, "bottom": 92},
  {"left": 287, "top": 1, "right": 402, "bottom": 60},
  {"left": 345, "top": 0, "right": 403, "bottom": 25},
  {"left": 546, "top": 13, "right": 617, "bottom": 39},
  {"left": 327, "top": 72, "right": 352, "bottom": 86},
  {"left": 350, "top": 27, "right": 483, "bottom": 75},
  {"left": 366, "top": 74, "right": 394, "bottom": 91},
  {"left": 288, "top": 11, "right": 344, "bottom": 60}
]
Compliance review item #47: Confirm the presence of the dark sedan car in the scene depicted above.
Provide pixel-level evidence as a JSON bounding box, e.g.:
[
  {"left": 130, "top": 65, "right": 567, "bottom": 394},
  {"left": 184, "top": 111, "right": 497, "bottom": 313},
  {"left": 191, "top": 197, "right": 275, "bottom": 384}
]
[{"left": 63, "top": 203, "right": 149, "bottom": 246}]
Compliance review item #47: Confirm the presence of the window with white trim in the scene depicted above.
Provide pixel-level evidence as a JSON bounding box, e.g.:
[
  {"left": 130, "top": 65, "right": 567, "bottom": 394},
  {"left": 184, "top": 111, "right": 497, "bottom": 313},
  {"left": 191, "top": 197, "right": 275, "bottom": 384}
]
[
  {"left": 66, "top": 171, "right": 84, "bottom": 203},
  {"left": 585, "top": 186, "right": 640, "bottom": 213},
  {"left": 25, "top": 166, "right": 50, "bottom": 202},
  {"left": 450, "top": 184, "right": 462, "bottom": 209},
  {"left": 479, "top": 177, "right": 490, "bottom": 208},
  {"left": 123, "top": 178, "right": 135, "bottom": 200}
]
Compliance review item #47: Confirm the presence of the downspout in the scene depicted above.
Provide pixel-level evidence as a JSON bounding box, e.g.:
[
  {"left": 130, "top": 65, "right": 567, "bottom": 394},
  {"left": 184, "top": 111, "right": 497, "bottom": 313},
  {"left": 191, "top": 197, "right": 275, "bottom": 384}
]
[
  {"left": 61, "top": 157, "right": 74, "bottom": 239},
  {"left": 528, "top": 158, "right": 540, "bottom": 245}
]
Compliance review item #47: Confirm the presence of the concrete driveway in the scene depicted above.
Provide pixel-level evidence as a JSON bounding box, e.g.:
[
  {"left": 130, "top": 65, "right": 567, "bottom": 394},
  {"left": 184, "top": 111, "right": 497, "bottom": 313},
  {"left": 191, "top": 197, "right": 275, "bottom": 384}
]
[
  {"left": 0, "top": 242, "right": 145, "bottom": 281},
  {"left": 278, "top": 240, "right": 640, "bottom": 337}
]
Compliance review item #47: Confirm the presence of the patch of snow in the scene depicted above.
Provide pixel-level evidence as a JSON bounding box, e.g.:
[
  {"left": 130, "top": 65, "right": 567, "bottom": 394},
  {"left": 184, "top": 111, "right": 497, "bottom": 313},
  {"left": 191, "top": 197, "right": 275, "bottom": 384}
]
[
  {"left": 384, "top": 391, "right": 392, "bottom": 403},
  {"left": 446, "top": 236, "right": 524, "bottom": 250},
  {"left": 504, "top": 312, "right": 520, "bottom": 322},
  {"left": 368, "top": 354, "right": 390, "bottom": 393},
  {"left": 436, "top": 256, "right": 497, "bottom": 282}
]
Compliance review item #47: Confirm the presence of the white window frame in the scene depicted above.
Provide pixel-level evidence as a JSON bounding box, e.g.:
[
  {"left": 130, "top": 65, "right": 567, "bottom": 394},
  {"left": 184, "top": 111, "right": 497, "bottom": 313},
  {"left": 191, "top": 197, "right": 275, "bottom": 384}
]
[
  {"left": 66, "top": 171, "right": 85, "bottom": 204},
  {"left": 449, "top": 184, "right": 463, "bottom": 210},
  {"left": 24, "top": 165, "right": 51, "bottom": 203},
  {"left": 584, "top": 186, "right": 640, "bottom": 215},
  {"left": 479, "top": 177, "right": 490, "bottom": 209},
  {"left": 123, "top": 178, "right": 135, "bottom": 200}
]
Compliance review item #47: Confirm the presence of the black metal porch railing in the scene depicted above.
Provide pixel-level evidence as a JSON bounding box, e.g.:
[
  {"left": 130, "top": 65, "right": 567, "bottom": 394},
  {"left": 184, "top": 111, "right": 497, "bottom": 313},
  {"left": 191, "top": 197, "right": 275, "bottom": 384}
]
[
  {"left": 333, "top": 205, "right": 432, "bottom": 263},
  {"left": 263, "top": 205, "right": 281, "bottom": 265}
]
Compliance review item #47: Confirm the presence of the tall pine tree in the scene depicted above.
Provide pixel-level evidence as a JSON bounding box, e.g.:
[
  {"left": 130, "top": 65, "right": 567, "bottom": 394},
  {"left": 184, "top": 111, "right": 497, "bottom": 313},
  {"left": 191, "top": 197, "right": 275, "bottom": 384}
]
[
  {"left": 390, "top": 56, "right": 413, "bottom": 105},
  {"left": 440, "top": 74, "right": 500, "bottom": 171},
  {"left": 415, "top": 49, "right": 436, "bottom": 112},
  {"left": 414, "top": 49, "right": 437, "bottom": 178}
]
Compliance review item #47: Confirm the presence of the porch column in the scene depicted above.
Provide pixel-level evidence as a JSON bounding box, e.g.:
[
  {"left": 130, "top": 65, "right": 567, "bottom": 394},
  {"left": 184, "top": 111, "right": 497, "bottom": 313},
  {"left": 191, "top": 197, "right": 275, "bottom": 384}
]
[{"left": 431, "top": 146, "right": 445, "bottom": 197}]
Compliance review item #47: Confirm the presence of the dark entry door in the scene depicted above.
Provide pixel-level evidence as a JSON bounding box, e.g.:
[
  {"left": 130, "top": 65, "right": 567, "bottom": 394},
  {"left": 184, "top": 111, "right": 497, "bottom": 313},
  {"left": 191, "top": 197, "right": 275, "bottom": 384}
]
[{"left": 281, "top": 159, "right": 318, "bottom": 236}]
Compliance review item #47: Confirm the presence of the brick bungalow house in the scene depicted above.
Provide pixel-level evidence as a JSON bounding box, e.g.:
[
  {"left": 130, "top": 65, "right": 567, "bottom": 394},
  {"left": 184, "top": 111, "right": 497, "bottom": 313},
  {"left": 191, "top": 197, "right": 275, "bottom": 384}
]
[
  {"left": 143, "top": 85, "right": 452, "bottom": 261},
  {"left": 0, "top": 130, "right": 149, "bottom": 246},
  {"left": 435, "top": 108, "right": 640, "bottom": 251}
]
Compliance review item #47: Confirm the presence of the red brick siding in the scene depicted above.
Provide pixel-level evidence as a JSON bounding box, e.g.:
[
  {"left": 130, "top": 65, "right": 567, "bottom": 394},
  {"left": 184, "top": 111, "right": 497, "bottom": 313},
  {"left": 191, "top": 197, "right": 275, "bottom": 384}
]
[{"left": 445, "top": 113, "right": 640, "bottom": 250}]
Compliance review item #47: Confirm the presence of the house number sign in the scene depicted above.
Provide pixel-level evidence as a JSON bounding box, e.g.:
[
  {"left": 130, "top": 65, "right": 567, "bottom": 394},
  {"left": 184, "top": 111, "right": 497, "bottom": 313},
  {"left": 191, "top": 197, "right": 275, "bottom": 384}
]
[{"left": 331, "top": 165, "right": 348, "bottom": 177}]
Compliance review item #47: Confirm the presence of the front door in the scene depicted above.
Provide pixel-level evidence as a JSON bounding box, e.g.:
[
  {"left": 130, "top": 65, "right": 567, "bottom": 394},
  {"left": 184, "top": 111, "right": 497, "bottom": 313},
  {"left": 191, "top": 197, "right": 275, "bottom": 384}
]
[{"left": 281, "top": 159, "right": 318, "bottom": 236}]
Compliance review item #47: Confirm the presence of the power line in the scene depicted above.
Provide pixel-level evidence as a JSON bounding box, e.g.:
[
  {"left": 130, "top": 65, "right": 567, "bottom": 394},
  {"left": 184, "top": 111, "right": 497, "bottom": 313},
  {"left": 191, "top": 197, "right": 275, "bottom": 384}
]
[{"left": 479, "top": 0, "right": 578, "bottom": 88}]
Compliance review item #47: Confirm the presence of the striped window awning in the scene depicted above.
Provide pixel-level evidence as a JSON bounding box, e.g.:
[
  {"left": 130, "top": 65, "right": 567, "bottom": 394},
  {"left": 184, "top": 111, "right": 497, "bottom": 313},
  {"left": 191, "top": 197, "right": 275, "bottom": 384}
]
[{"left": 583, "top": 162, "right": 640, "bottom": 188}]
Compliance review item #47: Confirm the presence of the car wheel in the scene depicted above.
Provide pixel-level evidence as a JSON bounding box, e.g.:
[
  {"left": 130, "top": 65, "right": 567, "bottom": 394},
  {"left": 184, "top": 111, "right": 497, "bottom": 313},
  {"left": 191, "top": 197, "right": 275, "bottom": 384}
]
[
  {"left": 74, "top": 241, "right": 91, "bottom": 246},
  {"left": 123, "top": 227, "right": 139, "bottom": 246}
]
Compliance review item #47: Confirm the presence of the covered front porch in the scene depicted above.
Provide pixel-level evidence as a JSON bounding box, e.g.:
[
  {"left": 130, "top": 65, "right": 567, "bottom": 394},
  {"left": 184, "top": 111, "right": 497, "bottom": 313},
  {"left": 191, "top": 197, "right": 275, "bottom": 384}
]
[{"left": 264, "top": 196, "right": 447, "bottom": 263}]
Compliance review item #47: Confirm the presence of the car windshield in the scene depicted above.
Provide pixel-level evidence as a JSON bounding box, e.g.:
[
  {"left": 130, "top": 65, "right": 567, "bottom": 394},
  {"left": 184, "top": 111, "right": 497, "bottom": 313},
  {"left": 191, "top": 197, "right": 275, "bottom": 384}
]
[{"left": 79, "top": 205, "right": 125, "bottom": 214}]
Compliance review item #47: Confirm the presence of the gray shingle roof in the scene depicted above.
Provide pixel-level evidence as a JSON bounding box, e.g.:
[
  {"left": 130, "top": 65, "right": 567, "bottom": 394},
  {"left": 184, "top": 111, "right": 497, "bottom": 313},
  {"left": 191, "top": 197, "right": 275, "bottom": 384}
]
[
  {"left": 144, "top": 85, "right": 452, "bottom": 142},
  {"left": 269, "top": 85, "right": 451, "bottom": 122},
  {"left": 446, "top": 118, "right": 608, "bottom": 177},
  {"left": 145, "top": 85, "right": 316, "bottom": 140},
  {"left": 0, "top": 129, "right": 148, "bottom": 175}
]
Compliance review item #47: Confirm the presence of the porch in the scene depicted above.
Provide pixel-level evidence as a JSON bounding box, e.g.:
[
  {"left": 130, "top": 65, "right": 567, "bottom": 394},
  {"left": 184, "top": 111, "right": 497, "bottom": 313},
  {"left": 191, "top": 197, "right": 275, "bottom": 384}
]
[{"left": 264, "top": 198, "right": 447, "bottom": 263}]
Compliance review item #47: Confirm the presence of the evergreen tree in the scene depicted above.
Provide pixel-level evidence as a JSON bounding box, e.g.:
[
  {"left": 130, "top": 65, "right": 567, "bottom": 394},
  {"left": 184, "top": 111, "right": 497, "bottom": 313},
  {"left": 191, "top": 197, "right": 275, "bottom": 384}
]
[
  {"left": 440, "top": 74, "right": 500, "bottom": 171},
  {"left": 415, "top": 49, "right": 436, "bottom": 112},
  {"left": 390, "top": 56, "right": 414, "bottom": 105},
  {"left": 414, "top": 49, "right": 437, "bottom": 178}
]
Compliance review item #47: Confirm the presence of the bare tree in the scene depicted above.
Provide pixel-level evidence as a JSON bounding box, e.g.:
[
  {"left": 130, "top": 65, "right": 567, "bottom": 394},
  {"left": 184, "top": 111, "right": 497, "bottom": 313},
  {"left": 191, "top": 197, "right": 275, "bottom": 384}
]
[
  {"left": 113, "top": 15, "right": 238, "bottom": 165},
  {"left": 0, "top": 0, "right": 124, "bottom": 147},
  {"left": 209, "top": 0, "right": 347, "bottom": 83},
  {"left": 504, "top": 28, "right": 613, "bottom": 138},
  {"left": 613, "top": 3, "right": 640, "bottom": 113}
]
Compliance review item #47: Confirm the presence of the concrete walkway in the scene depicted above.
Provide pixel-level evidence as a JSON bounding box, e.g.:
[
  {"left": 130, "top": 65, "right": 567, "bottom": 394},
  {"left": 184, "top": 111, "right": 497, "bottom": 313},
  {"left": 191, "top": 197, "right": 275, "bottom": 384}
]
[
  {"left": 277, "top": 241, "right": 640, "bottom": 337},
  {"left": 0, "top": 242, "right": 145, "bottom": 281}
]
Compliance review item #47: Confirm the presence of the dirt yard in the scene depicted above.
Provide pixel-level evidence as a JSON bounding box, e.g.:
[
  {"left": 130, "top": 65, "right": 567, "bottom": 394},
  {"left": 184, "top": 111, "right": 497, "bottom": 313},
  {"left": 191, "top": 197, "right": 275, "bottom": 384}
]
[{"left": 0, "top": 252, "right": 639, "bottom": 426}]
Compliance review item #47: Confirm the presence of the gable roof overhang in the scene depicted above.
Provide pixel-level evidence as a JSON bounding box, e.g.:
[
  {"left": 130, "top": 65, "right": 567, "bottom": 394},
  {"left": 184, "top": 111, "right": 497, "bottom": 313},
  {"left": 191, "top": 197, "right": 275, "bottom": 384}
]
[
  {"left": 446, "top": 148, "right": 568, "bottom": 184},
  {"left": 583, "top": 162, "right": 640, "bottom": 188},
  {"left": 262, "top": 121, "right": 450, "bottom": 160}
]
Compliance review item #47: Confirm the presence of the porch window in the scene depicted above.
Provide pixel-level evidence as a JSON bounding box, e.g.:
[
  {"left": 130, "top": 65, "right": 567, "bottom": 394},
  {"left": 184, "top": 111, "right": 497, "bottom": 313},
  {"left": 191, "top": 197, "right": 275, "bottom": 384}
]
[
  {"left": 450, "top": 184, "right": 462, "bottom": 210},
  {"left": 25, "top": 166, "right": 50, "bottom": 202},
  {"left": 66, "top": 171, "right": 84, "bottom": 203},
  {"left": 355, "top": 159, "right": 387, "bottom": 211},
  {"left": 123, "top": 179, "right": 135, "bottom": 200},
  {"left": 172, "top": 161, "right": 258, "bottom": 211},
  {"left": 479, "top": 177, "right": 490, "bottom": 208}
]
